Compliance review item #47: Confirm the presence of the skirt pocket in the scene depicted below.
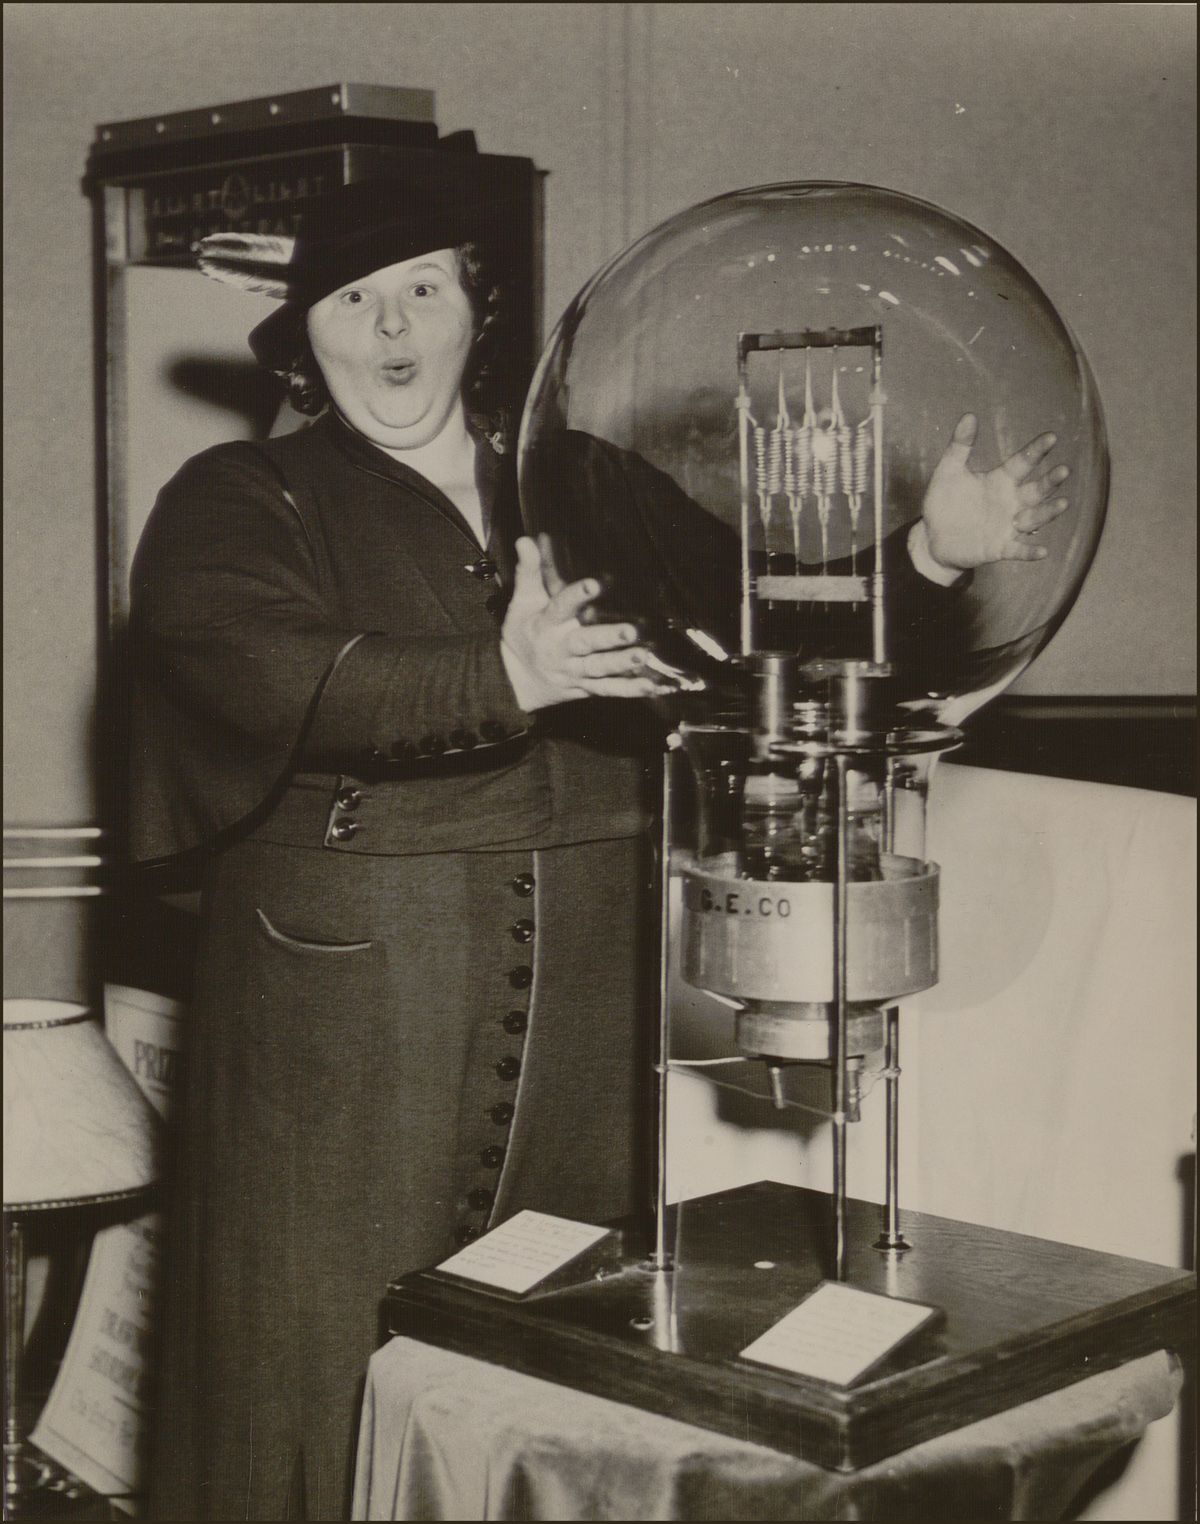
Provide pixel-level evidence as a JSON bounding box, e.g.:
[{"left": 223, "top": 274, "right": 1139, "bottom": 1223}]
[{"left": 254, "top": 907, "right": 374, "bottom": 953}]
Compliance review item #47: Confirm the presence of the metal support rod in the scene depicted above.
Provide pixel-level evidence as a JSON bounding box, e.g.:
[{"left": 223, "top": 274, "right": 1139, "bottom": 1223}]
[
  {"left": 884, "top": 1009, "right": 900, "bottom": 1235},
  {"left": 874, "top": 1006, "right": 911, "bottom": 1253},
  {"left": 650, "top": 737, "right": 680, "bottom": 1271},
  {"left": 832, "top": 753, "right": 850, "bottom": 1281},
  {"left": 736, "top": 371, "right": 754, "bottom": 656},
  {"left": 877, "top": 759, "right": 912, "bottom": 1253},
  {"left": 870, "top": 344, "right": 887, "bottom": 666}
]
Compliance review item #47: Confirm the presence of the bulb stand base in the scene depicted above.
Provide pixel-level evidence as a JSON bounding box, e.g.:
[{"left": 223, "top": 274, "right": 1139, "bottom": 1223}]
[
  {"left": 386, "top": 1181, "right": 1193, "bottom": 1473},
  {"left": 872, "top": 1233, "right": 913, "bottom": 1255}
]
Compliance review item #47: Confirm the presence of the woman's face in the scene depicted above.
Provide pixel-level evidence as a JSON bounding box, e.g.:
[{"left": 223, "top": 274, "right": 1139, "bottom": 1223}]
[{"left": 306, "top": 248, "right": 474, "bottom": 450}]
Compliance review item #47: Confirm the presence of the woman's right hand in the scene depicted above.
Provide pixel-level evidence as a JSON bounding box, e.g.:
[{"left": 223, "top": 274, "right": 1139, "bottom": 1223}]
[{"left": 500, "top": 536, "right": 673, "bottom": 710}]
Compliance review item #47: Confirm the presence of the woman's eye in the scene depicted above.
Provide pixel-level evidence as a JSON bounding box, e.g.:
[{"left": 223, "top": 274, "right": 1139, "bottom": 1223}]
[
  {"left": 411, "top": 283, "right": 436, "bottom": 298},
  {"left": 340, "top": 290, "right": 365, "bottom": 305}
]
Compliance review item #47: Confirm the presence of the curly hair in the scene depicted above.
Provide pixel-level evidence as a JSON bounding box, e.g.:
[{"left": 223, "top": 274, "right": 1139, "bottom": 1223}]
[{"left": 274, "top": 242, "right": 510, "bottom": 444}]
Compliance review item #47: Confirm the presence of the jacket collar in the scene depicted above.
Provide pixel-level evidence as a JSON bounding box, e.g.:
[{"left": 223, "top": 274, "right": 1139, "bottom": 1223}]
[{"left": 319, "top": 411, "right": 519, "bottom": 585}]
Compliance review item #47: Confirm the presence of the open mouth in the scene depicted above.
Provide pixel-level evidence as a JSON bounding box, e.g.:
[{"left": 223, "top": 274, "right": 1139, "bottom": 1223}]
[{"left": 380, "top": 360, "right": 416, "bottom": 384}]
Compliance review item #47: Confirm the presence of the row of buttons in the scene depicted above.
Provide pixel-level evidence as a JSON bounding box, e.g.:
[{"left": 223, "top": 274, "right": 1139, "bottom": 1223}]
[
  {"left": 325, "top": 717, "right": 529, "bottom": 844},
  {"left": 452, "top": 535, "right": 524, "bottom": 1236},
  {"left": 391, "top": 720, "right": 517, "bottom": 757},
  {"left": 454, "top": 868, "right": 536, "bottom": 1246},
  {"left": 381, "top": 719, "right": 517, "bottom": 762},
  {"left": 360, "top": 719, "right": 524, "bottom": 767}
]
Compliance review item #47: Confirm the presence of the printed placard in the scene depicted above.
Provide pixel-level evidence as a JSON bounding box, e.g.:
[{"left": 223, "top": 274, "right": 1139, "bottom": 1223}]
[
  {"left": 30, "top": 1215, "right": 165, "bottom": 1505},
  {"left": 436, "top": 1211, "right": 611, "bottom": 1295},
  {"left": 739, "top": 1281, "right": 941, "bottom": 1386}
]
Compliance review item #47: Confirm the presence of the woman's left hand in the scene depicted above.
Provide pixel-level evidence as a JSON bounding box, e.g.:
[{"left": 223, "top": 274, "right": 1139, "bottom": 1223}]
[
  {"left": 916, "top": 413, "right": 1071, "bottom": 574},
  {"left": 500, "top": 536, "right": 674, "bottom": 710}
]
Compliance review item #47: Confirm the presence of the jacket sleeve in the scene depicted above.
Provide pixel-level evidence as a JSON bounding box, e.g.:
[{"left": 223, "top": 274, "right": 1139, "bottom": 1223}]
[{"left": 130, "top": 443, "right": 530, "bottom": 766}]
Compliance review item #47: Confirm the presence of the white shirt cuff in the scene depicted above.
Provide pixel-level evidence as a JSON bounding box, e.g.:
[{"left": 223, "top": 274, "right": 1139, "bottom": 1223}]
[{"left": 907, "top": 521, "right": 963, "bottom": 587}]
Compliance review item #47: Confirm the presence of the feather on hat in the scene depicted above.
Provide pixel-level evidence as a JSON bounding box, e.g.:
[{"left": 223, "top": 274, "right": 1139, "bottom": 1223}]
[{"left": 195, "top": 232, "right": 296, "bottom": 300}]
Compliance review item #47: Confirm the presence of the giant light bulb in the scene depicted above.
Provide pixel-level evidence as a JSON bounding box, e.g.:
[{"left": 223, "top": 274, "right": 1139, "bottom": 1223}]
[{"left": 518, "top": 182, "right": 1108, "bottom": 723}]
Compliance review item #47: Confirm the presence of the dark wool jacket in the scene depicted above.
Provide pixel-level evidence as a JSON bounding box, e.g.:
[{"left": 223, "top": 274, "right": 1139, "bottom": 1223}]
[{"left": 128, "top": 413, "right": 651, "bottom": 867}]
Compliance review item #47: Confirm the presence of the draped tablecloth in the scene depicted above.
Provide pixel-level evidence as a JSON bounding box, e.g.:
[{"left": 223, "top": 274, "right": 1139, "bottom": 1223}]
[{"left": 351, "top": 1336, "right": 1181, "bottom": 1521}]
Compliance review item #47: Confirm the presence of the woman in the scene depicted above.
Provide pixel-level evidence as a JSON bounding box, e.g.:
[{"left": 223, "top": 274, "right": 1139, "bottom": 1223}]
[
  {"left": 132, "top": 178, "right": 1068, "bottom": 1520},
  {"left": 132, "top": 180, "right": 673, "bottom": 1521}
]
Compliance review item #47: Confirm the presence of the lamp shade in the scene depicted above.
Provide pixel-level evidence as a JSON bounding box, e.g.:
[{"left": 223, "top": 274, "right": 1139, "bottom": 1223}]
[{"left": 3, "top": 1000, "right": 161, "bottom": 1209}]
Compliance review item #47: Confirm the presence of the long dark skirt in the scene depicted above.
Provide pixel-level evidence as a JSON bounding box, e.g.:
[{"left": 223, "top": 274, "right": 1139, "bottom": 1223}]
[{"left": 148, "top": 833, "right": 649, "bottom": 1520}]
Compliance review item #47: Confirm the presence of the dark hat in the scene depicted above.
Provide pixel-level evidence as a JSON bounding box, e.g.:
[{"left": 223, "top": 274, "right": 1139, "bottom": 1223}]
[{"left": 196, "top": 179, "right": 490, "bottom": 371}]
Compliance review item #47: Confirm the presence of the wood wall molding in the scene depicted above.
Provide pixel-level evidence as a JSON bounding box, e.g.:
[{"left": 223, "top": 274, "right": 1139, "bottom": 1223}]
[{"left": 956, "top": 695, "right": 1196, "bottom": 796}]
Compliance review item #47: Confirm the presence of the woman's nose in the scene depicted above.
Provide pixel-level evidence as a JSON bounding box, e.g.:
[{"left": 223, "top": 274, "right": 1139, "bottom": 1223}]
[{"left": 376, "top": 299, "right": 410, "bottom": 338}]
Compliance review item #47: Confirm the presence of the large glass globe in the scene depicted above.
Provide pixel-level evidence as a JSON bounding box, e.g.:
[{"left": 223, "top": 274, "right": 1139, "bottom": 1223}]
[{"left": 518, "top": 183, "right": 1108, "bottom": 722}]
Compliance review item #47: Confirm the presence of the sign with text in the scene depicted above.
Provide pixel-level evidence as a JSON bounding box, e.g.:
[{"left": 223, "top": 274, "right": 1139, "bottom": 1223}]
[
  {"left": 125, "top": 150, "right": 343, "bottom": 263},
  {"left": 739, "top": 1281, "right": 941, "bottom": 1386},
  {"left": 436, "top": 1211, "right": 613, "bottom": 1296}
]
